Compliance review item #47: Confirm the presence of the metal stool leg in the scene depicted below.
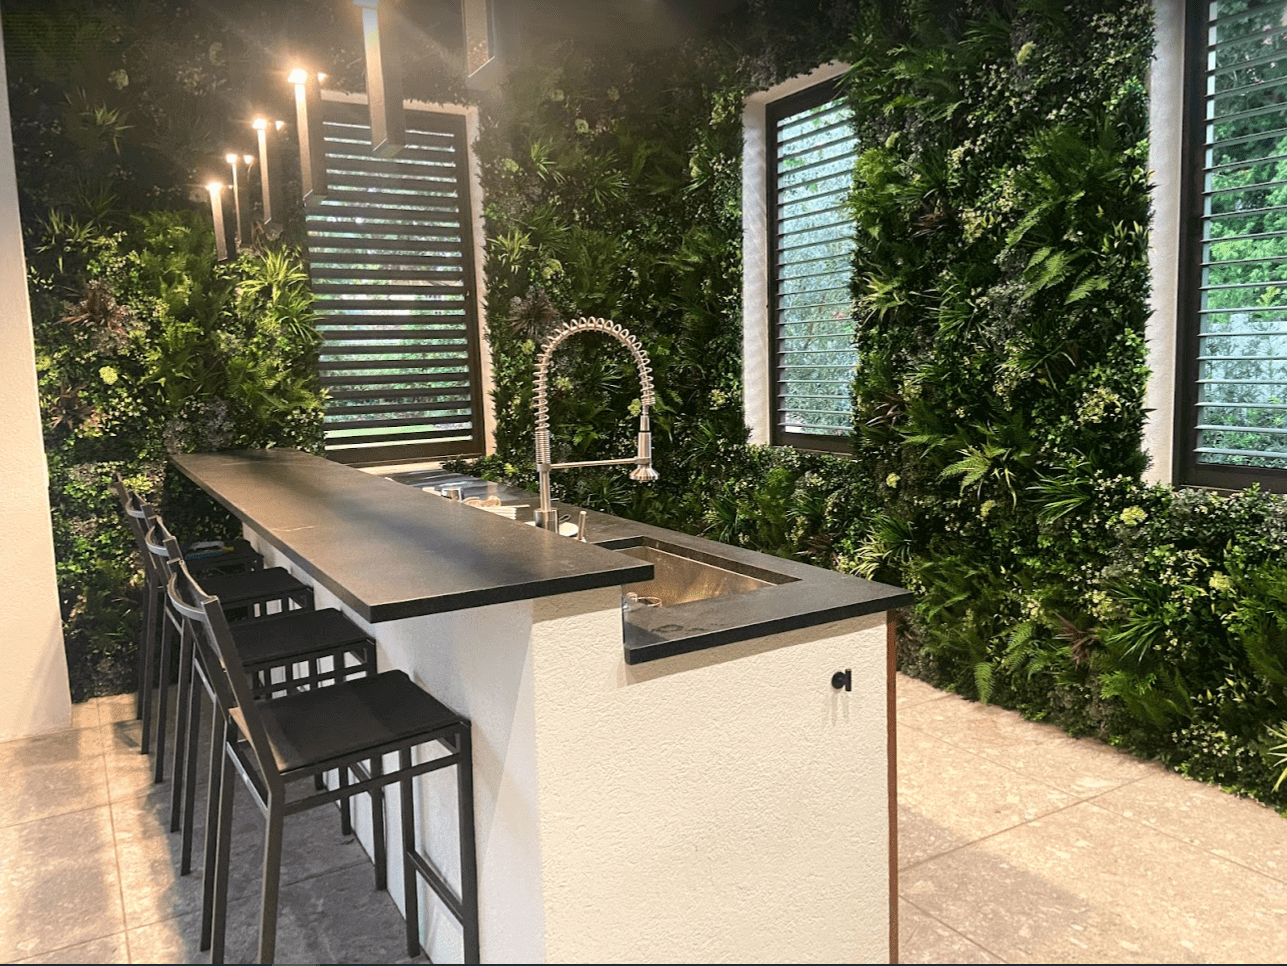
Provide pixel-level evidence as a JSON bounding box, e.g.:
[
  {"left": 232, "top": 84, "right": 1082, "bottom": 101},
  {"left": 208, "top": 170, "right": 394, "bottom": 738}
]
[
  {"left": 456, "top": 726, "right": 480, "bottom": 963},
  {"left": 152, "top": 612, "right": 176, "bottom": 783},
  {"left": 370, "top": 756, "right": 387, "bottom": 890},
  {"left": 400, "top": 748, "right": 420, "bottom": 959},
  {"left": 258, "top": 799, "right": 285, "bottom": 965}
]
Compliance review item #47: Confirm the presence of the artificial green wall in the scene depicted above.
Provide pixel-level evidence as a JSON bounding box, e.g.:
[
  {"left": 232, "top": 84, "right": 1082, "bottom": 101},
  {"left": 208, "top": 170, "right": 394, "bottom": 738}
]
[{"left": 465, "top": 0, "right": 1287, "bottom": 807}]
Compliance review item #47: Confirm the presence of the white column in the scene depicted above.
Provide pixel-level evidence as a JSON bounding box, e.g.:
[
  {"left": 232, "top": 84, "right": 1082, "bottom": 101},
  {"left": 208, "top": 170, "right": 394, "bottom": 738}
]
[{"left": 0, "top": 15, "right": 71, "bottom": 740}]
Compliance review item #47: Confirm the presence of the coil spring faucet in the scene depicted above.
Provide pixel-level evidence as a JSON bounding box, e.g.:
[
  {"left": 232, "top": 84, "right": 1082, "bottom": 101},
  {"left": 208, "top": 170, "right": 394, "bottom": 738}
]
[{"left": 533, "top": 318, "right": 658, "bottom": 533}]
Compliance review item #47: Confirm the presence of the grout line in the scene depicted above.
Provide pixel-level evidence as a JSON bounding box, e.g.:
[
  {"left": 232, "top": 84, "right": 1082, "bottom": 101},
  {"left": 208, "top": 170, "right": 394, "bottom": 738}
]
[
  {"left": 1078, "top": 785, "right": 1287, "bottom": 889},
  {"left": 900, "top": 895, "right": 1009, "bottom": 962},
  {"left": 103, "top": 740, "right": 136, "bottom": 966}
]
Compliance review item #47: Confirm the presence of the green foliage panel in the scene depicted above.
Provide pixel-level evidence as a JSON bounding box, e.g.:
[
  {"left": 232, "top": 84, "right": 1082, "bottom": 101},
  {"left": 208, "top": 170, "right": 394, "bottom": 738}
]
[
  {"left": 34, "top": 211, "right": 323, "bottom": 699},
  {"left": 461, "top": 1, "right": 1287, "bottom": 807}
]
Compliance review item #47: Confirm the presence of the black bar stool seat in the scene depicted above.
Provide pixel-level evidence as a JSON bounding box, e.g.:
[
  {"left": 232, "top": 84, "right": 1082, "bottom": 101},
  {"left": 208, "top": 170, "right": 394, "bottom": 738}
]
[
  {"left": 200, "top": 567, "right": 315, "bottom": 612},
  {"left": 255, "top": 670, "right": 460, "bottom": 777},
  {"left": 234, "top": 608, "right": 374, "bottom": 676}
]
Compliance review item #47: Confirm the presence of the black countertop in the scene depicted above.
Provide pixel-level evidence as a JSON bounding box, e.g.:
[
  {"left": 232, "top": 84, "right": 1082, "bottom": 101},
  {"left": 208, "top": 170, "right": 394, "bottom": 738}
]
[
  {"left": 388, "top": 468, "right": 915, "bottom": 664},
  {"left": 171, "top": 449, "right": 652, "bottom": 623},
  {"left": 173, "top": 450, "right": 913, "bottom": 663}
]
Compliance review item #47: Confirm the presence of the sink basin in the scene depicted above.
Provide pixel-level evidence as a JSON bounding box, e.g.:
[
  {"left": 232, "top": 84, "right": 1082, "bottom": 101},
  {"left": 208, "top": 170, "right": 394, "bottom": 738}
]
[{"left": 608, "top": 537, "right": 797, "bottom": 608}]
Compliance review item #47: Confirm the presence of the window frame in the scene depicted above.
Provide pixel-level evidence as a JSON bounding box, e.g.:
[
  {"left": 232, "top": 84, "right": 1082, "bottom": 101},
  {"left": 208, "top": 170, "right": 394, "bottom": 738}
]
[
  {"left": 1176, "top": 0, "right": 1287, "bottom": 492},
  {"left": 764, "top": 76, "right": 858, "bottom": 454},
  {"left": 304, "top": 92, "right": 492, "bottom": 468}
]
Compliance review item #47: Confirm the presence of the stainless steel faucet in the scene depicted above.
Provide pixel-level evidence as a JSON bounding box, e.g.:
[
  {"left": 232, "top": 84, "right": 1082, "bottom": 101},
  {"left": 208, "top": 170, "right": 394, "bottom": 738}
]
[{"left": 533, "top": 317, "right": 658, "bottom": 533}]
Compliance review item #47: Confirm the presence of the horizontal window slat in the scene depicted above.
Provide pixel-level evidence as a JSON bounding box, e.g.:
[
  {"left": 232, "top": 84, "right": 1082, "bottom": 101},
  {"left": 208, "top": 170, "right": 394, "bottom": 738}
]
[
  {"left": 314, "top": 326, "right": 465, "bottom": 341},
  {"left": 1195, "top": 445, "right": 1287, "bottom": 459},
  {"left": 326, "top": 399, "right": 470, "bottom": 417},
  {"left": 309, "top": 264, "right": 464, "bottom": 282},
  {"left": 310, "top": 282, "right": 464, "bottom": 298},
  {"left": 307, "top": 233, "right": 464, "bottom": 250},
  {"left": 321, "top": 342, "right": 469, "bottom": 357},
  {"left": 324, "top": 411, "right": 472, "bottom": 430}
]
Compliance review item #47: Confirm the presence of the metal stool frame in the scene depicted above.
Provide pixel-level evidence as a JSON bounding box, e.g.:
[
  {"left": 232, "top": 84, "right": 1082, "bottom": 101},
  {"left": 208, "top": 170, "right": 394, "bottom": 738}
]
[{"left": 166, "top": 558, "right": 480, "bottom": 964}]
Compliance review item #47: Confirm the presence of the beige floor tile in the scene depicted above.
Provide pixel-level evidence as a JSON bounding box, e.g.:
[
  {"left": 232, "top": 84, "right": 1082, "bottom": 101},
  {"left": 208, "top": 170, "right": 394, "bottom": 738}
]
[
  {"left": 95, "top": 693, "right": 139, "bottom": 727},
  {"left": 902, "top": 801, "right": 1287, "bottom": 964},
  {"left": 896, "top": 674, "right": 951, "bottom": 710},
  {"left": 1095, "top": 771, "right": 1287, "bottom": 884},
  {"left": 68, "top": 700, "right": 101, "bottom": 732},
  {"left": 11, "top": 933, "right": 129, "bottom": 964},
  {"left": 900, "top": 691, "right": 1161, "bottom": 798},
  {"left": 0, "top": 727, "right": 109, "bottom": 827},
  {"left": 0, "top": 806, "right": 125, "bottom": 962},
  {"left": 898, "top": 899, "right": 1003, "bottom": 964},
  {"left": 898, "top": 724, "right": 1074, "bottom": 866}
]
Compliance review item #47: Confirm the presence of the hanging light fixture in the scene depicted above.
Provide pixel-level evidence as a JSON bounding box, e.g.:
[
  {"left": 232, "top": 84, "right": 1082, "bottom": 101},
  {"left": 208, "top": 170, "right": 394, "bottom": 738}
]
[
  {"left": 225, "top": 153, "right": 254, "bottom": 252},
  {"left": 206, "top": 182, "right": 229, "bottom": 260},
  {"left": 253, "top": 118, "right": 279, "bottom": 226},
  {"left": 289, "top": 67, "right": 328, "bottom": 200}
]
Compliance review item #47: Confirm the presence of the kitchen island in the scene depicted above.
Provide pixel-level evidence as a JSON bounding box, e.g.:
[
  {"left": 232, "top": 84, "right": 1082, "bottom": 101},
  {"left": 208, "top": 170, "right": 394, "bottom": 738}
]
[{"left": 173, "top": 448, "right": 912, "bottom": 964}]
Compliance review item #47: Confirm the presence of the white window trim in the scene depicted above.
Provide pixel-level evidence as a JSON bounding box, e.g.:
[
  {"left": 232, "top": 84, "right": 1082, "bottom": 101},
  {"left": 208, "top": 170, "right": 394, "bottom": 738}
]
[
  {"left": 742, "top": 62, "right": 850, "bottom": 446},
  {"left": 1144, "top": 0, "right": 1186, "bottom": 484}
]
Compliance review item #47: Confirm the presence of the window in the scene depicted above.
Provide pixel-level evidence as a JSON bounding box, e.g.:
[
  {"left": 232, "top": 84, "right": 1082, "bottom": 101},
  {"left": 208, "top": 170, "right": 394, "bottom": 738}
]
[
  {"left": 304, "top": 95, "right": 487, "bottom": 466},
  {"left": 765, "top": 79, "right": 859, "bottom": 451},
  {"left": 1179, "top": 0, "right": 1287, "bottom": 490}
]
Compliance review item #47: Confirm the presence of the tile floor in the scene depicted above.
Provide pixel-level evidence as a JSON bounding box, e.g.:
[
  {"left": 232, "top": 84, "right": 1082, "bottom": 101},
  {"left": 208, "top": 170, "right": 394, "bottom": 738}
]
[{"left": 2, "top": 676, "right": 1285, "bottom": 963}]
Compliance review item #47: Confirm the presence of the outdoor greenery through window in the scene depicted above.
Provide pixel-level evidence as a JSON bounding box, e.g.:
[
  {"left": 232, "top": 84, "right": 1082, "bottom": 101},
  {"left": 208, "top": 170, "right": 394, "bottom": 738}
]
[
  {"left": 768, "top": 80, "right": 858, "bottom": 450},
  {"left": 1190, "top": 0, "right": 1287, "bottom": 482}
]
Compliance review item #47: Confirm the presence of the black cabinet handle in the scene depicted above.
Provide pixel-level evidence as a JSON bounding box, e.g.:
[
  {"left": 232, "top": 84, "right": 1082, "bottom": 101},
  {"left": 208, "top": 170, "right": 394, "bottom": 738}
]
[{"left": 831, "top": 669, "right": 851, "bottom": 692}]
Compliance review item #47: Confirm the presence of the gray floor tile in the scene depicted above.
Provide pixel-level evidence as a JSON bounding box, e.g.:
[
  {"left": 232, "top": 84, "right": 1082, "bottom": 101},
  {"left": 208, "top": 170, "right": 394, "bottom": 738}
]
[
  {"left": 0, "top": 807, "right": 125, "bottom": 962},
  {"left": 902, "top": 801, "right": 1287, "bottom": 964},
  {"left": 0, "top": 727, "right": 109, "bottom": 827},
  {"left": 112, "top": 779, "right": 373, "bottom": 931},
  {"left": 11, "top": 933, "right": 129, "bottom": 964},
  {"left": 898, "top": 899, "right": 1003, "bottom": 964},
  {"left": 127, "top": 862, "right": 426, "bottom": 965}
]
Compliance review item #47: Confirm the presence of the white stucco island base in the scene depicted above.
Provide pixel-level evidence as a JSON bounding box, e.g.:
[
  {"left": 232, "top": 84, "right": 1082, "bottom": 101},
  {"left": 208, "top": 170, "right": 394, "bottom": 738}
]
[{"left": 250, "top": 534, "right": 894, "bottom": 964}]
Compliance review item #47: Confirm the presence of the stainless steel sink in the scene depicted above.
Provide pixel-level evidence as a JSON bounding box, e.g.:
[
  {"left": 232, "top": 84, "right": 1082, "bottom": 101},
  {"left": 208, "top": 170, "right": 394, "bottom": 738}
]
[{"left": 611, "top": 538, "right": 796, "bottom": 609}]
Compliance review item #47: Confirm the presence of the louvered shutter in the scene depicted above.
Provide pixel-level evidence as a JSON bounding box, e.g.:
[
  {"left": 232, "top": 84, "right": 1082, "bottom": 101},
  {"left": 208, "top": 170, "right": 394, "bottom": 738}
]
[
  {"left": 305, "top": 98, "right": 485, "bottom": 465},
  {"left": 1191, "top": 0, "right": 1287, "bottom": 476},
  {"left": 768, "top": 81, "right": 858, "bottom": 451}
]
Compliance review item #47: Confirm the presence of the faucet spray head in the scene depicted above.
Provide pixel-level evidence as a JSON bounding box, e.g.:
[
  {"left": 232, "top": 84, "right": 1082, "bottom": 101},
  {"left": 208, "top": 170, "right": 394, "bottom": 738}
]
[{"left": 629, "top": 411, "right": 660, "bottom": 483}]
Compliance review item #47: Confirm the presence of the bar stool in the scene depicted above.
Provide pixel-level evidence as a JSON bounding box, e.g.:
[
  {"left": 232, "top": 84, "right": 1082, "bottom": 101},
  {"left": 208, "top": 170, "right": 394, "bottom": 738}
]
[
  {"left": 149, "top": 522, "right": 379, "bottom": 876},
  {"left": 143, "top": 517, "right": 376, "bottom": 850},
  {"left": 141, "top": 511, "right": 314, "bottom": 785},
  {"left": 166, "top": 557, "right": 480, "bottom": 964},
  {"left": 111, "top": 475, "right": 263, "bottom": 727}
]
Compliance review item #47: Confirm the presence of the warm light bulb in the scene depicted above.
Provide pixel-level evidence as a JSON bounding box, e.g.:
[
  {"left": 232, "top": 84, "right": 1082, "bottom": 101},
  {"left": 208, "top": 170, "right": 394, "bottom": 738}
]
[
  {"left": 206, "top": 181, "right": 222, "bottom": 194},
  {"left": 317, "top": 72, "right": 328, "bottom": 84},
  {"left": 225, "top": 152, "right": 238, "bottom": 164},
  {"left": 288, "top": 68, "right": 308, "bottom": 85},
  {"left": 274, "top": 120, "right": 285, "bottom": 131},
  {"left": 253, "top": 118, "right": 267, "bottom": 131},
  {"left": 244, "top": 154, "right": 255, "bottom": 165}
]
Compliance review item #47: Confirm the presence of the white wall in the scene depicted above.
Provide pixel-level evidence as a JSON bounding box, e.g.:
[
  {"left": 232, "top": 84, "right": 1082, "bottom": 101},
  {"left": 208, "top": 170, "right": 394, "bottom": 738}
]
[{"left": 0, "top": 17, "right": 72, "bottom": 740}]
